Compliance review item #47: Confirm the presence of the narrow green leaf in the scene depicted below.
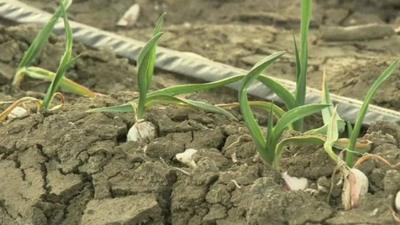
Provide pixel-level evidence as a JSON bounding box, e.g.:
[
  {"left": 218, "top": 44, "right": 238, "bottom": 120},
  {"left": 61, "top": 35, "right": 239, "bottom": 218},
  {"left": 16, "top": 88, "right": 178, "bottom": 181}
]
[
  {"left": 148, "top": 74, "right": 244, "bottom": 97},
  {"left": 293, "top": 33, "right": 301, "bottom": 83},
  {"left": 324, "top": 107, "right": 339, "bottom": 162},
  {"left": 257, "top": 75, "right": 296, "bottom": 109},
  {"left": 217, "top": 101, "right": 286, "bottom": 120},
  {"left": 266, "top": 105, "right": 275, "bottom": 161},
  {"left": 87, "top": 103, "right": 134, "bottom": 113},
  {"left": 13, "top": 0, "right": 72, "bottom": 86},
  {"left": 239, "top": 51, "right": 285, "bottom": 161},
  {"left": 274, "top": 135, "right": 325, "bottom": 169},
  {"left": 136, "top": 32, "right": 163, "bottom": 120},
  {"left": 22, "top": 66, "right": 97, "bottom": 97},
  {"left": 145, "top": 95, "right": 237, "bottom": 120},
  {"left": 321, "top": 70, "right": 345, "bottom": 132},
  {"left": 294, "top": 0, "right": 312, "bottom": 131},
  {"left": 273, "top": 103, "right": 329, "bottom": 140},
  {"left": 346, "top": 121, "right": 353, "bottom": 138},
  {"left": 346, "top": 59, "right": 400, "bottom": 166},
  {"left": 43, "top": 1, "right": 73, "bottom": 110},
  {"left": 153, "top": 13, "right": 166, "bottom": 35}
]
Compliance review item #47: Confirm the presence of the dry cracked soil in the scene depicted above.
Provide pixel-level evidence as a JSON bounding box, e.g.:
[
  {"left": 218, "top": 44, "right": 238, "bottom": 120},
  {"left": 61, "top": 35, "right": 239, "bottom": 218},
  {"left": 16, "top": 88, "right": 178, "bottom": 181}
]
[{"left": 2, "top": 0, "right": 400, "bottom": 225}]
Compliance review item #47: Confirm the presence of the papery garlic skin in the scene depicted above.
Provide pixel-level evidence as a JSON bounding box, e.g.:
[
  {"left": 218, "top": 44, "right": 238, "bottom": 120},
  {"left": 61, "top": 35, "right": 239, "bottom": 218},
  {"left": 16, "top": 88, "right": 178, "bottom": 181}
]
[
  {"left": 127, "top": 121, "right": 156, "bottom": 143},
  {"left": 116, "top": 4, "right": 140, "bottom": 27},
  {"left": 282, "top": 171, "right": 308, "bottom": 191},
  {"left": 176, "top": 148, "right": 198, "bottom": 168},
  {"left": 8, "top": 106, "right": 28, "bottom": 119},
  {"left": 342, "top": 168, "right": 369, "bottom": 210}
]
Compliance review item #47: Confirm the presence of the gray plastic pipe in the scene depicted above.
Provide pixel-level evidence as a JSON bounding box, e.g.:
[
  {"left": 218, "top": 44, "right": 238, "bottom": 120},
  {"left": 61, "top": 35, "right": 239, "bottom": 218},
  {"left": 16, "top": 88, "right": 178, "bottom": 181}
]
[{"left": 1, "top": 0, "right": 400, "bottom": 125}]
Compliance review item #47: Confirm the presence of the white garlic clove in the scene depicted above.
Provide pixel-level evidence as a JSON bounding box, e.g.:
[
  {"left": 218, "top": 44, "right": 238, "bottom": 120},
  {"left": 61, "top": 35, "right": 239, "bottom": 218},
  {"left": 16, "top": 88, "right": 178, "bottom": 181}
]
[
  {"left": 342, "top": 168, "right": 369, "bottom": 210},
  {"left": 395, "top": 191, "right": 400, "bottom": 212},
  {"left": 116, "top": 4, "right": 140, "bottom": 27},
  {"left": 127, "top": 121, "right": 156, "bottom": 143},
  {"left": 8, "top": 106, "right": 28, "bottom": 119},
  {"left": 176, "top": 148, "right": 198, "bottom": 168},
  {"left": 282, "top": 171, "right": 308, "bottom": 191}
]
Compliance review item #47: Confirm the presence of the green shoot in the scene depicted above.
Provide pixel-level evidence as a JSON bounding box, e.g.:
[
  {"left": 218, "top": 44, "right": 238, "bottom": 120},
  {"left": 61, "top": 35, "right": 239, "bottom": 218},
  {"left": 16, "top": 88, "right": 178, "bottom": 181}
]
[
  {"left": 89, "top": 14, "right": 238, "bottom": 121},
  {"left": 42, "top": 2, "right": 73, "bottom": 110},
  {"left": 239, "top": 51, "right": 329, "bottom": 165},
  {"left": 321, "top": 69, "right": 345, "bottom": 132},
  {"left": 346, "top": 60, "right": 400, "bottom": 166},
  {"left": 306, "top": 69, "right": 345, "bottom": 135},
  {"left": 323, "top": 107, "right": 340, "bottom": 162},
  {"left": 239, "top": 0, "right": 312, "bottom": 132},
  {"left": 136, "top": 13, "right": 164, "bottom": 120},
  {"left": 13, "top": 0, "right": 72, "bottom": 87},
  {"left": 293, "top": 0, "right": 312, "bottom": 131}
]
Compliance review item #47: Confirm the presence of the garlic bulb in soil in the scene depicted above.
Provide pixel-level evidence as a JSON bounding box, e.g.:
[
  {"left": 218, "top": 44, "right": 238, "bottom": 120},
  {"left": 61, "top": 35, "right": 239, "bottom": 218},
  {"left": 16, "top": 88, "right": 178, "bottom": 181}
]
[
  {"left": 175, "top": 148, "right": 198, "bottom": 168},
  {"left": 127, "top": 121, "right": 156, "bottom": 143},
  {"left": 342, "top": 168, "right": 369, "bottom": 210},
  {"left": 395, "top": 191, "right": 400, "bottom": 212}
]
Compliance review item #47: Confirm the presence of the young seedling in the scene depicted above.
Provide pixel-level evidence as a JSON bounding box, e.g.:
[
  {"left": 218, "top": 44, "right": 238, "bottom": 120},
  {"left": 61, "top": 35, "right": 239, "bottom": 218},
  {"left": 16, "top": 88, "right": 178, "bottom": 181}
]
[
  {"left": 282, "top": 61, "right": 400, "bottom": 210},
  {"left": 0, "top": 0, "right": 93, "bottom": 122},
  {"left": 293, "top": 0, "right": 312, "bottom": 131},
  {"left": 12, "top": 0, "right": 96, "bottom": 97},
  {"left": 239, "top": 51, "right": 329, "bottom": 166},
  {"left": 345, "top": 59, "right": 400, "bottom": 166},
  {"left": 89, "top": 14, "right": 239, "bottom": 143},
  {"left": 236, "top": 0, "right": 312, "bottom": 132}
]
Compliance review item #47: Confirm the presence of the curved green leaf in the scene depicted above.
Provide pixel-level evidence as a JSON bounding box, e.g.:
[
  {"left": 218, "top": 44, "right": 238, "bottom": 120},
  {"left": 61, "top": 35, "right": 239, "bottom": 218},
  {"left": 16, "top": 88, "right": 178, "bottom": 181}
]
[
  {"left": 148, "top": 74, "right": 244, "bottom": 97},
  {"left": 87, "top": 103, "right": 134, "bottom": 113},
  {"left": 273, "top": 104, "right": 329, "bottom": 140},
  {"left": 239, "top": 51, "right": 285, "bottom": 161},
  {"left": 136, "top": 32, "right": 164, "bottom": 119},
  {"left": 43, "top": 2, "right": 73, "bottom": 110},
  {"left": 22, "top": 66, "right": 97, "bottom": 97},
  {"left": 146, "top": 95, "right": 237, "bottom": 120},
  {"left": 257, "top": 75, "right": 296, "bottom": 109},
  {"left": 324, "top": 107, "right": 339, "bottom": 162},
  {"left": 346, "top": 59, "right": 400, "bottom": 166},
  {"left": 217, "top": 101, "right": 286, "bottom": 120},
  {"left": 13, "top": 0, "right": 72, "bottom": 86}
]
